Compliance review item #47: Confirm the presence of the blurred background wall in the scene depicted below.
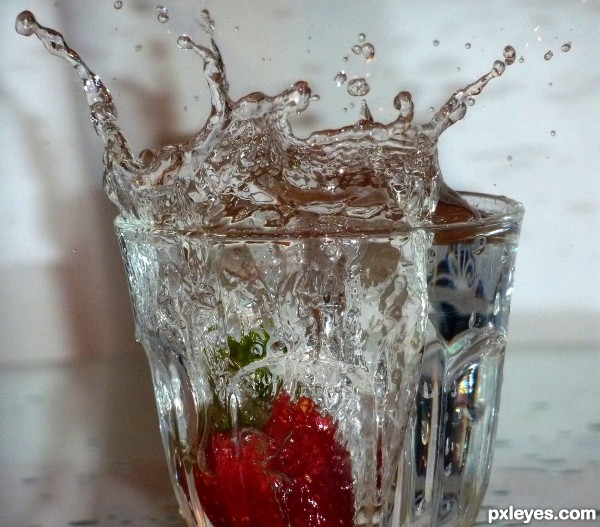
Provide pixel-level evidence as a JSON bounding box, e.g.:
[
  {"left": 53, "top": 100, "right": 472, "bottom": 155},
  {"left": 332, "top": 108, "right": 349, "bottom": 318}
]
[{"left": 1, "top": 0, "right": 599, "bottom": 363}]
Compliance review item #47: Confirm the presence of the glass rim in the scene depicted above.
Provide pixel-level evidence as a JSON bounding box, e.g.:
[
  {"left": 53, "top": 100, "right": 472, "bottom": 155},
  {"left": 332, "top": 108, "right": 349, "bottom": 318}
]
[{"left": 114, "top": 191, "right": 524, "bottom": 240}]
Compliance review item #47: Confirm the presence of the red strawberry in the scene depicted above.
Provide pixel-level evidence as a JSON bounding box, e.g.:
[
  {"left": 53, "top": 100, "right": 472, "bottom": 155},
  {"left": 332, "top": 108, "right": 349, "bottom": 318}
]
[
  {"left": 265, "top": 392, "right": 354, "bottom": 527},
  {"left": 193, "top": 391, "right": 354, "bottom": 527},
  {"left": 194, "top": 430, "right": 286, "bottom": 527}
]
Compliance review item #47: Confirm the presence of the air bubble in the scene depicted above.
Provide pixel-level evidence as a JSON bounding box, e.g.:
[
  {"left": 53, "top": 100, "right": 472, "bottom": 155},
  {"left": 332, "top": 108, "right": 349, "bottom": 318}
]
[
  {"left": 362, "top": 43, "right": 375, "bottom": 60},
  {"left": 347, "top": 78, "right": 370, "bottom": 97},
  {"left": 334, "top": 71, "right": 347, "bottom": 87},
  {"left": 114, "top": 0, "right": 123, "bottom": 9},
  {"left": 357, "top": 33, "right": 366, "bottom": 43},
  {"left": 561, "top": 42, "right": 571, "bottom": 52},
  {"left": 544, "top": 50, "right": 553, "bottom": 61}
]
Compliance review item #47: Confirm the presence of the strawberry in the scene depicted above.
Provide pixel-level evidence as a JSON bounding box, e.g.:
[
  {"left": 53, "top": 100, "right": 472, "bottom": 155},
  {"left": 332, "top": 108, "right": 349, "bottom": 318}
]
[
  {"left": 194, "top": 430, "right": 286, "bottom": 527},
  {"left": 194, "top": 391, "right": 354, "bottom": 527}
]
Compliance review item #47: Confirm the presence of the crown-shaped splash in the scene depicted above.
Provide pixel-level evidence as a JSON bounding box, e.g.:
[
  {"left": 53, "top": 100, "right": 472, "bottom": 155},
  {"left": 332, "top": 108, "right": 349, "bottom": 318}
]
[{"left": 16, "top": 10, "right": 515, "bottom": 233}]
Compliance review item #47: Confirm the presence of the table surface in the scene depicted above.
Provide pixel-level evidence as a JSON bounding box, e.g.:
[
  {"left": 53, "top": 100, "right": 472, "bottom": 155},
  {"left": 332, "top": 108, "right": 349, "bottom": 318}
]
[{"left": 1, "top": 345, "right": 599, "bottom": 527}]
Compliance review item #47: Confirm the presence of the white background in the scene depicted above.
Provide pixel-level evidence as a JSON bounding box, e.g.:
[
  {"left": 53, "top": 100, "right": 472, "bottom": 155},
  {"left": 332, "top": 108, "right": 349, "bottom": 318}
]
[{"left": 1, "top": 0, "right": 599, "bottom": 362}]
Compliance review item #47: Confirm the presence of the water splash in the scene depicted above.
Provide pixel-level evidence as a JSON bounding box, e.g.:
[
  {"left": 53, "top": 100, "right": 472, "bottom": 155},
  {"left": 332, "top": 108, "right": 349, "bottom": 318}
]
[{"left": 16, "top": 10, "right": 515, "bottom": 234}]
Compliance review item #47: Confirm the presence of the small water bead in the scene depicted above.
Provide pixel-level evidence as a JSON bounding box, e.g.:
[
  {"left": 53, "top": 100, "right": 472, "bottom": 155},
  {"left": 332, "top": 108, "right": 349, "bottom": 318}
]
[
  {"left": 544, "top": 50, "right": 553, "bottom": 60},
  {"left": 113, "top": 0, "right": 123, "bottom": 9},
  {"left": 518, "top": 56, "right": 525, "bottom": 63},
  {"left": 507, "top": 155, "right": 513, "bottom": 161},
  {"left": 351, "top": 45, "right": 361, "bottom": 55},
  {"left": 342, "top": 55, "right": 349, "bottom": 63},
  {"left": 334, "top": 71, "right": 347, "bottom": 87},
  {"left": 433, "top": 39, "right": 439, "bottom": 46},
  {"left": 550, "top": 130, "right": 556, "bottom": 137},
  {"left": 177, "top": 35, "right": 193, "bottom": 50},
  {"left": 503, "top": 45, "right": 516, "bottom": 65},
  {"left": 466, "top": 97, "right": 475, "bottom": 106},
  {"left": 157, "top": 12, "right": 169, "bottom": 23},
  {"left": 193, "top": 95, "right": 199, "bottom": 102},
  {"left": 362, "top": 43, "right": 375, "bottom": 60},
  {"left": 561, "top": 42, "right": 571, "bottom": 52},
  {"left": 199, "top": 9, "right": 215, "bottom": 34},
  {"left": 15, "top": 10, "right": 37, "bottom": 36},
  {"left": 357, "top": 32, "right": 366, "bottom": 43},
  {"left": 465, "top": 42, "right": 471, "bottom": 49},
  {"left": 493, "top": 60, "right": 506, "bottom": 75},
  {"left": 347, "top": 78, "right": 370, "bottom": 97},
  {"left": 134, "top": 44, "right": 143, "bottom": 52},
  {"left": 309, "top": 94, "right": 320, "bottom": 102},
  {"left": 548, "top": 82, "right": 553, "bottom": 87}
]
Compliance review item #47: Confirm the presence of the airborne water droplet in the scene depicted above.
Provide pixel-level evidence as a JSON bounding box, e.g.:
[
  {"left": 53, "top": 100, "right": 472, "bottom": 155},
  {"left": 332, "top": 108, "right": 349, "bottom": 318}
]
[
  {"left": 468, "top": 312, "right": 476, "bottom": 329},
  {"left": 518, "top": 56, "right": 525, "bottom": 63},
  {"left": 113, "top": 0, "right": 123, "bottom": 9},
  {"left": 433, "top": 39, "right": 440, "bottom": 47},
  {"left": 156, "top": 5, "right": 169, "bottom": 23},
  {"left": 362, "top": 43, "right": 375, "bottom": 60},
  {"left": 347, "top": 78, "right": 370, "bottom": 97},
  {"left": 544, "top": 50, "right": 553, "bottom": 61},
  {"left": 357, "top": 33, "right": 366, "bottom": 43},
  {"left": 465, "top": 42, "right": 471, "bottom": 49},
  {"left": 561, "top": 42, "right": 571, "bottom": 52},
  {"left": 177, "top": 35, "right": 193, "bottom": 50},
  {"left": 359, "top": 99, "right": 373, "bottom": 122},
  {"left": 334, "top": 71, "right": 347, "bottom": 87},
  {"left": 310, "top": 94, "right": 320, "bottom": 102},
  {"left": 351, "top": 44, "right": 361, "bottom": 55},
  {"left": 507, "top": 155, "right": 512, "bottom": 161},
  {"left": 15, "top": 11, "right": 37, "bottom": 36},
  {"left": 199, "top": 9, "right": 215, "bottom": 34},
  {"left": 503, "top": 45, "right": 516, "bottom": 65},
  {"left": 550, "top": 130, "right": 556, "bottom": 137},
  {"left": 134, "top": 44, "right": 142, "bottom": 52},
  {"left": 466, "top": 97, "right": 475, "bottom": 106}
]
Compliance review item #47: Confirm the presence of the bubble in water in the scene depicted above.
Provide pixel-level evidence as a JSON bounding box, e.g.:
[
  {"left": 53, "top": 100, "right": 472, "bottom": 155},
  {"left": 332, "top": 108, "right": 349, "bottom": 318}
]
[
  {"left": 334, "top": 71, "right": 347, "bottom": 87},
  {"left": 466, "top": 97, "right": 475, "bottom": 106},
  {"left": 503, "top": 45, "right": 516, "bottom": 65},
  {"left": 113, "top": 0, "right": 123, "bottom": 9},
  {"left": 465, "top": 42, "right": 471, "bottom": 49},
  {"left": 550, "top": 130, "right": 556, "bottom": 136},
  {"left": 357, "top": 33, "right": 366, "bottom": 43},
  {"left": 351, "top": 44, "right": 361, "bottom": 55},
  {"left": 561, "top": 42, "right": 571, "bottom": 52},
  {"left": 156, "top": 5, "right": 169, "bottom": 23},
  {"left": 347, "top": 78, "right": 370, "bottom": 97},
  {"left": 433, "top": 39, "right": 439, "bottom": 46},
  {"left": 362, "top": 43, "right": 375, "bottom": 60},
  {"left": 544, "top": 50, "right": 553, "bottom": 61}
]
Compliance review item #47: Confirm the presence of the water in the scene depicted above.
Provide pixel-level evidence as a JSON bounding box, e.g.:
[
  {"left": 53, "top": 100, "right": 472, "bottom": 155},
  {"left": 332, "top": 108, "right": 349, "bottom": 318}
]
[
  {"left": 16, "top": 10, "right": 522, "bottom": 527},
  {"left": 15, "top": 10, "right": 514, "bottom": 236}
]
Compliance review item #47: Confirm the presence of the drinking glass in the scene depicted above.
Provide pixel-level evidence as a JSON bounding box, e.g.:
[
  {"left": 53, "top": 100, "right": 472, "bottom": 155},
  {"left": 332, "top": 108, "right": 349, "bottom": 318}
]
[{"left": 115, "top": 191, "right": 522, "bottom": 527}]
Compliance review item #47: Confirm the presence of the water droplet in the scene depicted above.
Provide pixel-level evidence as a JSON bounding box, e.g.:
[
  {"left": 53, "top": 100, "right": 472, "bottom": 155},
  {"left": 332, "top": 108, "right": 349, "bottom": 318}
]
[
  {"left": 493, "top": 60, "right": 506, "bottom": 76},
  {"left": 466, "top": 97, "right": 475, "bottom": 106},
  {"left": 15, "top": 11, "right": 37, "bottom": 36},
  {"left": 429, "top": 106, "right": 435, "bottom": 112},
  {"left": 359, "top": 99, "right": 373, "bottom": 121},
  {"left": 183, "top": 106, "right": 188, "bottom": 111},
  {"left": 193, "top": 95, "right": 199, "bottom": 102},
  {"left": 362, "top": 43, "right": 375, "bottom": 60},
  {"left": 199, "top": 9, "right": 214, "bottom": 34},
  {"left": 473, "top": 235, "right": 487, "bottom": 255},
  {"left": 351, "top": 45, "right": 362, "bottom": 55},
  {"left": 357, "top": 33, "right": 366, "bottom": 43},
  {"left": 548, "top": 82, "right": 553, "bottom": 86},
  {"left": 309, "top": 94, "right": 320, "bottom": 102},
  {"left": 113, "top": 0, "right": 123, "bottom": 9},
  {"left": 342, "top": 55, "right": 349, "bottom": 63},
  {"left": 347, "top": 78, "right": 370, "bottom": 97},
  {"left": 134, "top": 44, "right": 143, "bottom": 52},
  {"left": 433, "top": 39, "right": 440, "bottom": 47},
  {"left": 177, "top": 35, "right": 193, "bottom": 50},
  {"left": 544, "top": 50, "right": 553, "bottom": 61},
  {"left": 507, "top": 155, "right": 512, "bottom": 161},
  {"left": 444, "top": 462, "right": 453, "bottom": 476},
  {"left": 234, "top": 26, "right": 239, "bottom": 31},
  {"left": 156, "top": 5, "right": 169, "bottom": 23},
  {"left": 518, "top": 56, "right": 525, "bottom": 63},
  {"left": 561, "top": 42, "right": 571, "bottom": 52},
  {"left": 550, "top": 130, "right": 556, "bottom": 137},
  {"left": 503, "top": 45, "right": 516, "bottom": 65},
  {"left": 465, "top": 42, "right": 471, "bottom": 49},
  {"left": 334, "top": 71, "right": 347, "bottom": 87}
]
